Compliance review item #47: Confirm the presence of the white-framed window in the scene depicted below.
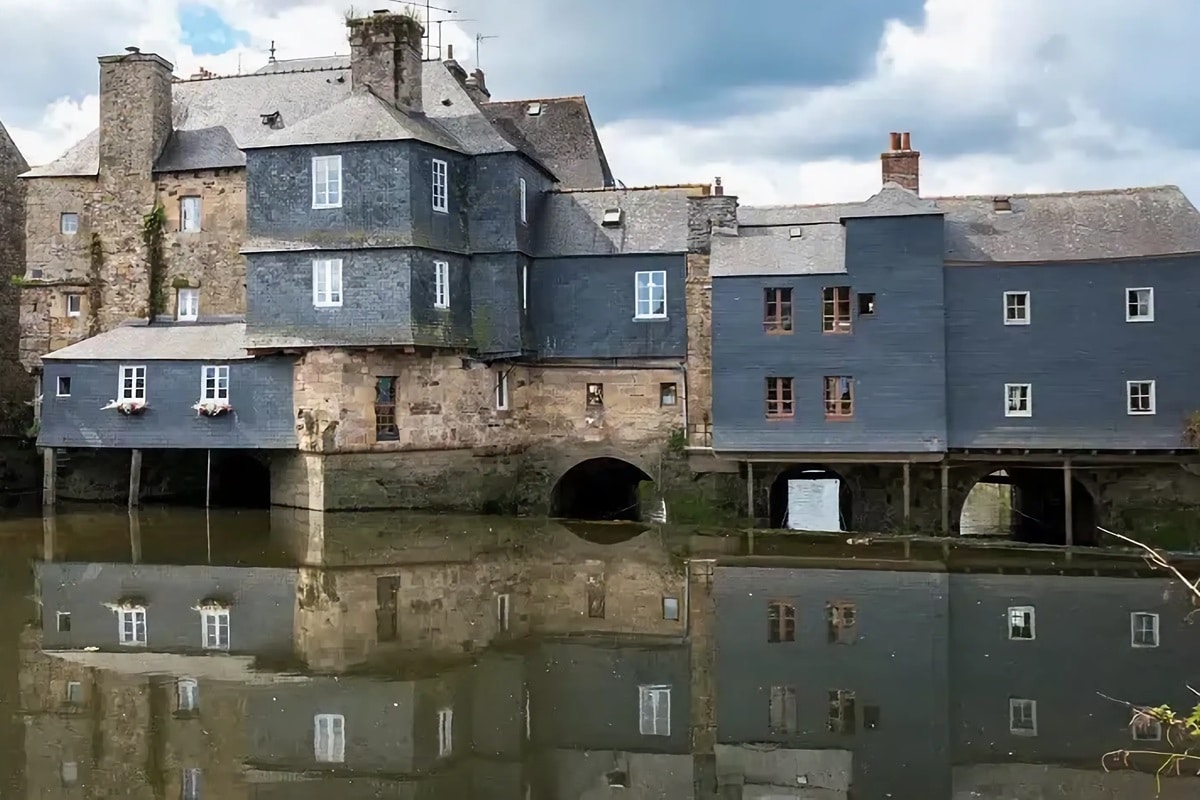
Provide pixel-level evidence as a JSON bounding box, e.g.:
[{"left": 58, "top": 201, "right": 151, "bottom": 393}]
[
  {"left": 180, "top": 196, "right": 202, "bottom": 232},
  {"left": 1126, "top": 287, "right": 1154, "bottom": 322},
  {"left": 177, "top": 678, "right": 199, "bottom": 712},
  {"left": 1005, "top": 383, "right": 1031, "bottom": 417},
  {"left": 313, "top": 258, "right": 343, "bottom": 307},
  {"left": 521, "top": 264, "right": 529, "bottom": 311},
  {"left": 519, "top": 177, "right": 527, "bottom": 224},
  {"left": 496, "top": 593, "right": 510, "bottom": 631},
  {"left": 118, "top": 605, "right": 147, "bottom": 646},
  {"left": 663, "top": 597, "right": 680, "bottom": 621},
  {"left": 56, "top": 376, "right": 71, "bottom": 398},
  {"left": 1003, "top": 291, "right": 1029, "bottom": 325},
  {"left": 1131, "top": 612, "right": 1159, "bottom": 647},
  {"left": 177, "top": 288, "right": 199, "bottom": 321},
  {"left": 182, "top": 767, "right": 201, "bottom": 800},
  {"left": 66, "top": 293, "right": 82, "bottom": 317},
  {"left": 634, "top": 270, "right": 667, "bottom": 319},
  {"left": 61, "top": 761, "right": 78, "bottom": 787},
  {"left": 638, "top": 684, "right": 671, "bottom": 736},
  {"left": 311, "top": 155, "right": 343, "bottom": 209},
  {"left": 119, "top": 365, "right": 147, "bottom": 403},
  {"left": 57, "top": 611, "right": 72, "bottom": 631},
  {"left": 434, "top": 260, "right": 450, "bottom": 308},
  {"left": 65, "top": 680, "right": 83, "bottom": 704},
  {"left": 432, "top": 158, "right": 448, "bottom": 213},
  {"left": 1008, "top": 606, "right": 1035, "bottom": 640},
  {"left": 437, "top": 707, "right": 454, "bottom": 756},
  {"left": 1127, "top": 380, "right": 1156, "bottom": 415},
  {"left": 314, "top": 713, "right": 345, "bottom": 762},
  {"left": 1009, "top": 697, "right": 1037, "bottom": 736},
  {"left": 201, "top": 608, "right": 230, "bottom": 650},
  {"left": 495, "top": 369, "right": 509, "bottom": 411},
  {"left": 201, "top": 365, "right": 230, "bottom": 402},
  {"left": 1133, "top": 716, "right": 1164, "bottom": 742},
  {"left": 60, "top": 212, "right": 78, "bottom": 235}
]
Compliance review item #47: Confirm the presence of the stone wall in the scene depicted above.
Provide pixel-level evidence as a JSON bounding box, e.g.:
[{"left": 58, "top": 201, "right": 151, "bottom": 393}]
[{"left": 0, "top": 122, "right": 30, "bottom": 431}]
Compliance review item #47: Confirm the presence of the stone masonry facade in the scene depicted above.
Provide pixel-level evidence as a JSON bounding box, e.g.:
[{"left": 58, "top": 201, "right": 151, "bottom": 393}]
[{"left": 0, "top": 122, "right": 30, "bottom": 431}]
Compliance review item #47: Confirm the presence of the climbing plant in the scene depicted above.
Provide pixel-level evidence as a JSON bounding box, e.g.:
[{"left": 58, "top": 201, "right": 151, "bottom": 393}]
[
  {"left": 87, "top": 232, "right": 104, "bottom": 336},
  {"left": 141, "top": 203, "right": 166, "bottom": 321},
  {"left": 1183, "top": 411, "right": 1200, "bottom": 448}
]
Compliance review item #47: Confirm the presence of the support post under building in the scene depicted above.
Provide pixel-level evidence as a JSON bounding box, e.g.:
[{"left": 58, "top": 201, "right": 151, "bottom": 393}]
[
  {"left": 1064, "top": 458, "right": 1074, "bottom": 547},
  {"left": 745, "top": 463, "right": 755, "bottom": 526},
  {"left": 903, "top": 461, "right": 912, "bottom": 523},
  {"left": 128, "top": 449, "right": 142, "bottom": 509},
  {"left": 940, "top": 461, "right": 950, "bottom": 535},
  {"left": 42, "top": 448, "right": 56, "bottom": 507}
]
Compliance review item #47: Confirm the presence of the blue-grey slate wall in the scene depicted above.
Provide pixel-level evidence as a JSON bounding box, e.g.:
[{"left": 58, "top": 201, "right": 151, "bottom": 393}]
[
  {"left": 36, "top": 562, "right": 296, "bottom": 657},
  {"left": 945, "top": 255, "right": 1200, "bottom": 449},
  {"left": 530, "top": 253, "right": 687, "bottom": 359},
  {"left": 712, "top": 215, "right": 947, "bottom": 452},
  {"left": 714, "top": 566, "right": 951, "bottom": 799},
  {"left": 468, "top": 152, "right": 551, "bottom": 255},
  {"left": 470, "top": 252, "right": 522, "bottom": 355},
  {"left": 38, "top": 358, "right": 296, "bottom": 449}
]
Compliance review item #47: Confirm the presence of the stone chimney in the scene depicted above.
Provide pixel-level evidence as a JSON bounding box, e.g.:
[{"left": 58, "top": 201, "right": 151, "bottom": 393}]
[
  {"left": 98, "top": 48, "right": 174, "bottom": 176},
  {"left": 347, "top": 9, "right": 424, "bottom": 113},
  {"left": 464, "top": 68, "right": 491, "bottom": 103},
  {"left": 881, "top": 131, "right": 920, "bottom": 194},
  {"left": 442, "top": 43, "right": 469, "bottom": 85}
]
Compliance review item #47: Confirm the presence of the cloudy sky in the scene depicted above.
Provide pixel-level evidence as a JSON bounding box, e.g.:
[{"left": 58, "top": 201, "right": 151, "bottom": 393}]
[{"left": 2, "top": 0, "right": 1199, "bottom": 204}]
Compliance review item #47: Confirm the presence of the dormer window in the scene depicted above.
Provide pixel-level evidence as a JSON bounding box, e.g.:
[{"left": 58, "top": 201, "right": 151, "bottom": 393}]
[
  {"left": 260, "top": 111, "right": 283, "bottom": 128},
  {"left": 993, "top": 196, "right": 1012, "bottom": 213},
  {"left": 602, "top": 208, "right": 623, "bottom": 227},
  {"left": 527, "top": 102, "right": 542, "bottom": 116},
  {"left": 788, "top": 227, "right": 803, "bottom": 238}
]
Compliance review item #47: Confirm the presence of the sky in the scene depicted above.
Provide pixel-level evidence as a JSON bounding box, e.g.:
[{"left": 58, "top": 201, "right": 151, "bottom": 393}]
[{"left": 3, "top": 0, "right": 1200, "bottom": 205}]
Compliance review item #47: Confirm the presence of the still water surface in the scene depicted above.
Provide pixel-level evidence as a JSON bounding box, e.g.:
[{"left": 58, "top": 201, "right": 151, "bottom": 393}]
[{"left": 0, "top": 504, "right": 1197, "bottom": 799}]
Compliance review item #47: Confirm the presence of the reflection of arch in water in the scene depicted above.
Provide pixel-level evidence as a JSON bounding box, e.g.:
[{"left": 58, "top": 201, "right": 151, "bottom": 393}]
[
  {"left": 559, "top": 520, "right": 651, "bottom": 545},
  {"left": 768, "top": 465, "right": 853, "bottom": 532},
  {"left": 959, "top": 468, "right": 1097, "bottom": 546},
  {"left": 550, "top": 456, "right": 654, "bottom": 522}
]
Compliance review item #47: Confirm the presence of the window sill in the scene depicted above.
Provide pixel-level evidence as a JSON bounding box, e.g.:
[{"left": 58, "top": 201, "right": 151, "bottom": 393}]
[
  {"left": 1126, "top": 317, "right": 1154, "bottom": 323},
  {"left": 633, "top": 316, "right": 668, "bottom": 322},
  {"left": 765, "top": 415, "right": 794, "bottom": 421},
  {"left": 1127, "top": 411, "right": 1157, "bottom": 416},
  {"left": 1004, "top": 413, "right": 1032, "bottom": 418},
  {"left": 433, "top": 305, "right": 451, "bottom": 311},
  {"left": 1003, "top": 320, "right": 1030, "bottom": 326},
  {"left": 763, "top": 328, "right": 793, "bottom": 335},
  {"left": 433, "top": 208, "right": 449, "bottom": 215},
  {"left": 313, "top": 303, "right": 343, "bottom": 309},
  {"left": 824, "top": 415, "right": 855, "bottom": 422},
  {"left": 821, "top": 329, "right": 853, "bottom": 335},
  {"left": 312, "top": 204, "right": 343, "bottom": 211}
]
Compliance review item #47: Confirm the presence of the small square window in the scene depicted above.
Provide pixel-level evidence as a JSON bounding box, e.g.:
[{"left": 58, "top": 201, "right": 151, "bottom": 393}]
[
  {"left": 1005, "top": 383, "right": 1031, "bottom": 417},
  {"left": 177, "top": 288, "right": 199, "bottom": 321},
  {"left": 180, "top": 196, "right": 202, "bottom": 232},
  {"left": 201, "top": 365, "right": 229, "bottom": 402},
  {"left": 56, "top": 610, "right": 71, "bottom": 631},
  {"left": 60, "top": 213, "right": 78, "bottom": 235},
  {"left": 1127, "top": 381, "right": 1156, "bottom": 415},
  {"left": 1008, "top": 606, "right": 1035, "bottom": 640},
  {"left": 1133, "top": 715, "right": 1163, "bottom": 742},
  {"left": 119, "top": 365, "right": 146, "bottom": 403},
  {"left": 495, "top": 370, "right": 509, "bottom": 411},
  {"left": 766, "top": 377, "right": 794, "bottom": 419},
  {"left": 863, "top": 704, "right": 881, "bottom": 730},
  {"left": 824, "top": 376, "right": 854, "bottom": 419},
  {"left": 1004, "top": 291, "right": 1029, "bottom": 325},
  {"left": 586, "top": 383, "right": 604, "bottom": 408},
  {"left": 659, "top": 382, "right": 677, "bottom": 406},
  {"left": 662, "top": 597, "right": 679, "bottom": 621},
  {"left": 65, "top": 680, "right": 83, "bottom": 705},
  {"left": 1126, "top": 287, "right": 1154, "bottom": 322},
  {"left": 56, "top": 376, "right": 71, "bottom": 398},
  {"left": 1131, "top": 612, "right": 1159, "bottom": 647},
  {"left": 1009, "top": 698, "right": 1037, "bottom": 735},
  {"left": 61, "top": 761, "right": 78, "bottom": 786},
  {"left": 858, "top": 292, "right": 876, "bottom": 316},
  {"left": 65, "top": 293, "right": 82, "bottom": 317}
]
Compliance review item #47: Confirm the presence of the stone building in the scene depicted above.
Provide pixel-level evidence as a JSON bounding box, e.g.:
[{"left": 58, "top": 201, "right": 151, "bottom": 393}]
[{"left": 0, "top": 121, "right": 29, "bottom": 433}]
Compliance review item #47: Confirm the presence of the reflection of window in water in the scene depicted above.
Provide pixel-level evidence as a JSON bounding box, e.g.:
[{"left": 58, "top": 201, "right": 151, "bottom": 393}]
[{"left": 586, "top": 383, "right": 604, "bottom": 408}]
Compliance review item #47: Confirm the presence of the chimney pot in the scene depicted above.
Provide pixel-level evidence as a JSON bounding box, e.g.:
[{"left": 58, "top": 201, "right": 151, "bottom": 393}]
[
  {"left": 714, "top": 176, "right": 724, "bottom": 196},
  {"left": 900, "top": 131, "right": 911, "bottom": 151},
  {"left": 889, "top": 132, "right": 901, "bottom": 151}
]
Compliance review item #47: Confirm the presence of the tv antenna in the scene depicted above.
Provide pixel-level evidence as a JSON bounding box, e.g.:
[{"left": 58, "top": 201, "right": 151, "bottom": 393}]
[
  {"left": 381, "top": 0, "right": 457, "bottom": 59},
  {"left": 432, "top": 18, "right": 476, "bottom": 60},
  {"left": 475, "top": 32, "right": 498, "bottom": 66}
]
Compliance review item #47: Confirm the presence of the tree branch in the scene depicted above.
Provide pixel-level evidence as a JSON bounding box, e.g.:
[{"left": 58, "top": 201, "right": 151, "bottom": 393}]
[{"left": 1098, "top": 526, "right": 1200, "bottom": 601}]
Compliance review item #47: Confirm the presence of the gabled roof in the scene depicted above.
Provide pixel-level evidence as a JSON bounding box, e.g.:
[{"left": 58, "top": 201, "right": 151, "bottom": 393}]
[
  {"left": 0, "top": 120, "right": 28, "bottom": 176},
  {"left": 536, "top": 186, "right": 701, "bottom": 257},
  {"left": 43, "top": 320, "right": 250, "bottom": 361},
  {"left": 484, "top": 96, "right": 614, "bottom": 189}
]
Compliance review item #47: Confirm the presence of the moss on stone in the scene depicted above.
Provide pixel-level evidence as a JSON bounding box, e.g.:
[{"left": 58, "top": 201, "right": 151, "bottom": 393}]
[
  {"left": 142, "top": 203, "right": 167, "bottom": 320},
  {"left": 1114, "top": 505, "right": 1200, "bottom": 552},
  {"left": 87, "top": 232, "right": 104, "bottom": 336}
]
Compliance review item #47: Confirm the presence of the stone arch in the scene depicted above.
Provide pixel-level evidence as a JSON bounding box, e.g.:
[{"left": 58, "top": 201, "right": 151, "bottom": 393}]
[
  {"left": 956, "top": 464, "right": 1098, "bottom": 545},
  {"left": 768, "top": 464, "right": 853, "bottom": 531},
  {"left": 549, "top": 449, "right": 656, "bottom": 523}
]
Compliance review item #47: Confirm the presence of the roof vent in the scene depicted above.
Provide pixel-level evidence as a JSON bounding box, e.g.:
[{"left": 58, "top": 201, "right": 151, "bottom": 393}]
[
  {"left": 527, "top": 102, "right": 542, "bottom": 116},
  {"left": 260, "top": 111, "right": 283, "bottom": 129},
  {"left": 788, "top": 227, "right": 803, "bottom": 239},
  {"left": 606, "top": 771, "right": 628, "bottom": 788},
  {"left": 993, "top": 196, "right": 1012, "bottom": 213},
  {"left": 601, "top": 208, "right": 623, "bottom": 227}
]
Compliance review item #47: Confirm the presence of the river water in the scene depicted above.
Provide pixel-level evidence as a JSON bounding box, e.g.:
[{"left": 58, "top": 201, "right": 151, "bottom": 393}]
[{"left": 0, "top": 503, "right": 1197, "bottom": 799}]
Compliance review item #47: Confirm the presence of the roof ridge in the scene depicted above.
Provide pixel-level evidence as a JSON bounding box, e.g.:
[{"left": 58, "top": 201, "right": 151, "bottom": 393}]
[
  {"left": 928, "top": 185, "right": 1182, "bottom": 201},
  {"left": 176, "top": 64, "right": 348, "bottom": 83},
  {"left": 486, "top": 94, "right": 587, "bottom": 106}
]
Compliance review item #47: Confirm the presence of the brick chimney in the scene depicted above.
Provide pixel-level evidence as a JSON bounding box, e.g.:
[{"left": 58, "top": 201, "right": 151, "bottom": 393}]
[
  {"left": 881, "top": 131, "right": 920, "bottom": 194},
  {"left": 347, "top": 9, "right": 424, "bottom": 113},
  {"left": 97, "top": 48, "right": 174, "bottom": 176}
]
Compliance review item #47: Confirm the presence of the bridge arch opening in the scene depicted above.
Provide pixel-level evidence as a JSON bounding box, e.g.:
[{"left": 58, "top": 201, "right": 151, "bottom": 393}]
[
  {"left": 959, "top": 468, "right": 1096, "bottom": 545},
  {"left": 208, "top": 451, "right": 272, "bottom": 509},
  {"left": 550, "top": 457, "right": 654, "bottom": 522},
  {"left": 769, "top": 465, "right": 852, "bottom": 532}
]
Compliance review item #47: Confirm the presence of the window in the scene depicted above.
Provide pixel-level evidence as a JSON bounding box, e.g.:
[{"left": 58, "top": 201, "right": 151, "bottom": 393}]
[
  {"left": 311, "top": 155, "right": 343, "bottom": 209},
  {"left": 863, "top": 705, "right": 881, "bottom": 730},
  {"left": 182, "top": 768, "right": 201, "bottom": 800},
  {"left": 66, "top": 293, "right": 81, "bottom": 317},
  {"left": 1009, "top": 698, "right": 1037, "bottom": 735},
  {"left": 434, "top": 260, "right": 450, "bottom": 308},
  {"left": 1008, "top": 606, "right": 1035, "bottom": 640},
  {"left": 60, "top": 213, "right": 78, "bottom": 235},
  {"left": 437, "top": 707, "right": 454, "bottom": 756},
  {"left": 827, "top": 601, "right": 857, "bottom": 644},
  {"left": 1005, "top": 383, "right": 1031, "bottom": 417},
  {"left": 519, "top": 177, "right": 527, "bottom": 224},
  {"left": 1133, "top": 716, "right": 1163, "bottom": 742},
  {"left": 824, "top": 376, "right": 854, "bottom": 419},
  {"left": 822, "top": 286, "right": 852, "bottom": 332},
  {"left": 177, "top": 288, "right": 199, "bottom": 321},
  {"left": 310, "top": 259, "right": 343, "bottom": 308},
  {"left": 177, "top": 678, "right": 199, "bottom": 712},
  {"left": 769, "top": 686, "right": 798, "bottom": 734},
  {"left": 118, "top": 605, "right": 147, "bottom": 645},
  {"left": 1131, "top": 612, "right": 1159, "bottom": 647},
  {"left": 61, "top": 762, "right": 78, "bottom": 787},
  {"left": 586, "top": 383, "right": 604, "bottom": 408},
  {"left": 374, "top": 376, "right": 398, "bottom": 441},
  {"left": 1126, "top": 287, "right": 1154, "bottom": 322},
  {"left": 66, "top": 681, "right": 83, "bottom": 705},
  {"left": 314, "top": 713, "right": 345, "bottom": 762},
  {"left": 495, "top": 369, "right": 509, "bottom": 411},
  {"left": 201, "top": 365, "right": 229, "bottom": 402},
  {"left": 1127, "top": 380, "right": 1156, "bottom": 415},
  {"left": 118, "top": 366, "right": 146, "bottom": 403},
  {"left": 766, "top": 377, "right": 794, "bottom": 419},
  {"left": 56, "top": 376, "right": 71, "bottom": 397},
  {"left": 521, "top": 264, "right": 529, "bottom": 311},
  {"left": 634, "top": 270, "right": 667, "bottom": 319},
  {"left": 858, "top": 292, "right": 876, "bottom": 315},
  {"left": 662, "top": 597, "right": 680, "bottom": 621},
  {"left": 180, "top": 196, "right": 202, "bottom": 232},
  {"left": 56, "top": 611, "right": 71, "bottom": 632},
  {"left": 659, "top": 382, "right": 677, "bottom": 406},
  {"left": 767, "top": 601, "right": 795, "bottom": 643},
  {"left": 1004, "top": 291, "right": 1030, "bottom": 325},
  {"left": 432, "top": 158, "right": 448, "bottom": 212},
  {"left": 763, "top": 288, "right": 793, "bottom": 333},
  {"left": 201, "top": 608, "right": 229, "bottom": 650},
  {"left": 827, "top": 690, "right": 856, "bottom": 735},
  {"left": 638, "top": 685, "right": 671, "bottom": 736},
  {"left": 496, "top": 593, "right": 510, "bottom": 632}
]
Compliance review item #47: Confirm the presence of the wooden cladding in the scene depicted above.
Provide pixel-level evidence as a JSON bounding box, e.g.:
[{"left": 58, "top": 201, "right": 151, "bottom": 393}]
[
  {"left": 766, "top": 377, "right": 794, "bottom": 418},
  {"left": 763, "top": 288, "right": 793, "bottom": 333}
]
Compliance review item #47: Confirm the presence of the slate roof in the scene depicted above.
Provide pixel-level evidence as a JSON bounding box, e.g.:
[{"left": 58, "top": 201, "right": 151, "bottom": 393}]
[
  {"left": 42, "top": 321, "right": 251, "bottom": 361},
  {"left": 711, "top": 224, "right": 847, "bottom": 277},
  {"left": 535, "top": 186, "right": 699, "bottom": 257},
  {"left": 483, "top": 97, "right": 614, "bottom": 189}
]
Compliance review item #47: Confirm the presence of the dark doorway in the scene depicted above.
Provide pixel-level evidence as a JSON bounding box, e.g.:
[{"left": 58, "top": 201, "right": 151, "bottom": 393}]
[
  {"left": 208, "top": 452, "right": 271, "bottom": 509},
  {"left": 769, "top": 466, "right": 852, "bottom": 531},
  {"left": 959, "top": 468, "right": 1097, "bottom": 546},
  {"left": 550, "top": 457, "right": 653, "bottom": 522}
]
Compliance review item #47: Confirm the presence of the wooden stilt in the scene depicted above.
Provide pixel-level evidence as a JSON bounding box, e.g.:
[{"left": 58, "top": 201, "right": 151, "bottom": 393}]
[
  {"left": 42, "top": 448, "right": 56, "bottom": 507},
  {"left": 940, "top": 461, "right": 950, "bottom": 535},
  {"left": 1064, "top": 458, "right": 1074, "bottom": 547},
  {"left": 746, "top": 463, "right": 755, "bottom": 526},
  {"left": 128, "top": 449, "right": 142, "bottom": 509},
  {"left": 205, "top": 449, "right": 212, "bottom": 509},
  {"left": 903, "top": 461, "right": 912, "bottom": 523}
]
